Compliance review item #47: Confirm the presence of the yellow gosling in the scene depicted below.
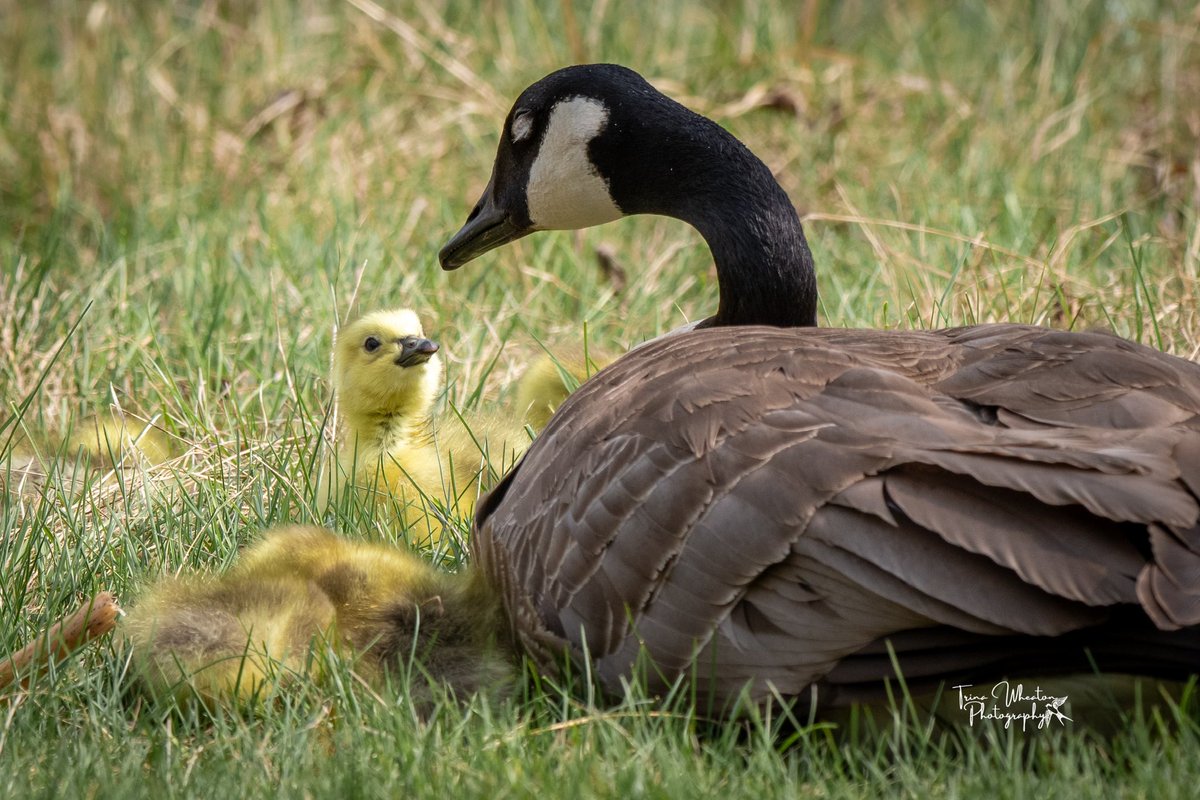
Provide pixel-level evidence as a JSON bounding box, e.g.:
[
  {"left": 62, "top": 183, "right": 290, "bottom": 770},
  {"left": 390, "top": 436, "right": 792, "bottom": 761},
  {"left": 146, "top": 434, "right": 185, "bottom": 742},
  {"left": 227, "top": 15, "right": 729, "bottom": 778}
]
[
  {"left": 69, "top": 411, "right": 174, "bottom": 468},
  {"left": 514, "top": 344, "right": 612, "bottom": 432},
  {"left": 123, "top": 525, "right": 516, "bottom": 709},
  {"left": 3, "top": 410, "right": 173, "bottom": 497},
  {"left": 319, "top": 309, "right": 528, "bottom": 543}
]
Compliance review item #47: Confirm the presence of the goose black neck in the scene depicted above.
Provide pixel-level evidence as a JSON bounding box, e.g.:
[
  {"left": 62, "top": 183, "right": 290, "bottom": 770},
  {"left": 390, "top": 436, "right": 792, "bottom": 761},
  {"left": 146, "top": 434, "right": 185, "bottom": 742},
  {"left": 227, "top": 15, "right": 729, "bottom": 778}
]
[
  {"left": 692, "top": 174, "right": 818, "bottom": 329},
  {"left": 592, "top": 103, "right": 818, "bottom": 327}
]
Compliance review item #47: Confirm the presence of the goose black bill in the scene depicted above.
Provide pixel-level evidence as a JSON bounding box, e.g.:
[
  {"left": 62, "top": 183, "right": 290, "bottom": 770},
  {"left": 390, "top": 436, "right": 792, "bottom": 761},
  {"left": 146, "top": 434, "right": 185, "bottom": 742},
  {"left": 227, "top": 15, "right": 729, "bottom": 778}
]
[{"left": 439, "top": 176, "right": 531, "bottom": 270}]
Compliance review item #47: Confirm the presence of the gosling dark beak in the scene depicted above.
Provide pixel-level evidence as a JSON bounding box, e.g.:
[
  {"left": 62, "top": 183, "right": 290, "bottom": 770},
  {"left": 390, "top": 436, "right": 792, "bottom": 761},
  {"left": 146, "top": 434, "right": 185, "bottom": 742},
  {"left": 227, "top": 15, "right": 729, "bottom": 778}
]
[
  {"left": 396, "top": 337, "right": 439, "bottom": 367},
  {"left": 439, "top": 174, "right": 531, "bottom": 270}
]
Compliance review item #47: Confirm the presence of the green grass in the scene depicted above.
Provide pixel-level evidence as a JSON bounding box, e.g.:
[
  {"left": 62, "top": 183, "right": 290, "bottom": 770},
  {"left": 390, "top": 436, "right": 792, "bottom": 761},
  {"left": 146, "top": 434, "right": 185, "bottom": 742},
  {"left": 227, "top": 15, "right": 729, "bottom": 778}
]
[{"left": 3, "top": 0, "right": 1200, "bottom": 795}]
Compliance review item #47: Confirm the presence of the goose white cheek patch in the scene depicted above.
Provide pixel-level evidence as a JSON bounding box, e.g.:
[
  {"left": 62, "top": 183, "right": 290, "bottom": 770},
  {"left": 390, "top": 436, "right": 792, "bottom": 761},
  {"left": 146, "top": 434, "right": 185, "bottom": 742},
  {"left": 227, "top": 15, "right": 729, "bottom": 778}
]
[{"left": 526, "top": 97, "right": 623, "bottom": 230}]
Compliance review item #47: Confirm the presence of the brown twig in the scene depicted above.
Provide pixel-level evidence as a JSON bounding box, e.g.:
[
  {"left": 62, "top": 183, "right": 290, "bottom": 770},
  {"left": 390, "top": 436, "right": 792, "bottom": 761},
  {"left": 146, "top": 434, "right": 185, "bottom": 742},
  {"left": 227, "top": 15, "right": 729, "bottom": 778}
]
[{"left": 0, "top": 592, "right": 122, "bottom": 691}]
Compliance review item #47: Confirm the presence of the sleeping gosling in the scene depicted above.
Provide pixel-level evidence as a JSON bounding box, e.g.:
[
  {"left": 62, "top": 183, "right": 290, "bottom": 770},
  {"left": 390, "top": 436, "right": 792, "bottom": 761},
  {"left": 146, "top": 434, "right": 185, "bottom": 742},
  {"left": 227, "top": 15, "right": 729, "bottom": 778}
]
[
  {"left": 2, "top": 410, "right": 172, "bottom": 496},
  {"left": 69, "top": 411, "right": 173, "bottom": 468},
  {"left": 123, "top": 525, "right": 516, "bottom": 708}
]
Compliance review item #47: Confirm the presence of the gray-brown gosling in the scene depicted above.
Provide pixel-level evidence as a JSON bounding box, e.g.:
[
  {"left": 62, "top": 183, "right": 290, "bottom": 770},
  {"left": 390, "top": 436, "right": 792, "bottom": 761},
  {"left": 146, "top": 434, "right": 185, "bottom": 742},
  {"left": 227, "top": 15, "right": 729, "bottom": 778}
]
[{"left": 123, "top": 525, "right": 515, "bottom": 708}]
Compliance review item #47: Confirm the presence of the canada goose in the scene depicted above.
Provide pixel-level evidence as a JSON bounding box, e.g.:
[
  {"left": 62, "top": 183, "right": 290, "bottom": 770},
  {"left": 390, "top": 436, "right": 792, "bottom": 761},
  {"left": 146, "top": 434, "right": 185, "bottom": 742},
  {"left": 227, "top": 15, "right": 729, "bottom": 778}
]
[
  {"left": 123, "top": 525, "right": 516, "bottom": 707},
  {"left": 435, "top": 64, "right": 1200, "bottom": 713},
  {"left": 439, "top": 65, "right": 816, "bottom": 329},
  {"left": 320, "top": 308, "right": 532, "bottom": 541}
]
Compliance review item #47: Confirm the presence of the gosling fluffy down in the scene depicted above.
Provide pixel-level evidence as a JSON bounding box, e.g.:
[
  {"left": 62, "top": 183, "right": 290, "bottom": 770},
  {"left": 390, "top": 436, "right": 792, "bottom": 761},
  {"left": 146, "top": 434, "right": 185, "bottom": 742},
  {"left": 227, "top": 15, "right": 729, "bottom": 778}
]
[
  {"left": 3, "top": 410, "right": 173, "bottom": 496},
  {"left": 515, "top": 344, "right": 611, "bottom": 432},
  {"left": 69, "top": 411, "right": 173, "bottom": 468},
  {"left": 123, "top": 525, "right": 517, "bottom": 708}
]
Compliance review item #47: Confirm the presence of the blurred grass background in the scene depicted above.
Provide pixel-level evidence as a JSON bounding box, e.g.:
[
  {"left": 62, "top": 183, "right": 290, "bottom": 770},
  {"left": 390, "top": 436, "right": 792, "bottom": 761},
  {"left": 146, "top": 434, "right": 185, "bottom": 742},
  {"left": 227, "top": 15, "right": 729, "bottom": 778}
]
[{"left": 2, "top": 0, "right": 1199, "bottom": 796}]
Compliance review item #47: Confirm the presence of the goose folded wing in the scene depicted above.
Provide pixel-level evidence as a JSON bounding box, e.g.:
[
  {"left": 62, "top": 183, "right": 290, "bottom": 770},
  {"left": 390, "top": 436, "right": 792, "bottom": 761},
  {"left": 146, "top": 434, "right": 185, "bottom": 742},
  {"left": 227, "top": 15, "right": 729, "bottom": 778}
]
[{"left": 937, "top": 325, "right": 1200, "bottom": 429}]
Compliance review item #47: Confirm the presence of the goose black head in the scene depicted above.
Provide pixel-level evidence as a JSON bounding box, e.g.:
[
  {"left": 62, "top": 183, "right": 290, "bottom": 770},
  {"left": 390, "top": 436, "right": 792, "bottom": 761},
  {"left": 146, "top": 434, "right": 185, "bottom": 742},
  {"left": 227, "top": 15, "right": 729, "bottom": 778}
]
[
  {"left": 439, "top": 64, "right": 645, "bottom": 269},
  {"left": 440, "top": 63, "right": 818, "bottom": 327}
]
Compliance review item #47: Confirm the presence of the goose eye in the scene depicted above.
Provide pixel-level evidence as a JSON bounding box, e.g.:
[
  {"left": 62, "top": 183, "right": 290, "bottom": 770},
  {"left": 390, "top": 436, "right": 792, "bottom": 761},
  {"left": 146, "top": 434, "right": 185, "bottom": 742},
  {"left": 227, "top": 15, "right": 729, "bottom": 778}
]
[
  {"left": 511, "top": 109, "right": 534, "bottom": 143},
  {"left": 363, "top": 336, "right": 381, "bottom": 353}
]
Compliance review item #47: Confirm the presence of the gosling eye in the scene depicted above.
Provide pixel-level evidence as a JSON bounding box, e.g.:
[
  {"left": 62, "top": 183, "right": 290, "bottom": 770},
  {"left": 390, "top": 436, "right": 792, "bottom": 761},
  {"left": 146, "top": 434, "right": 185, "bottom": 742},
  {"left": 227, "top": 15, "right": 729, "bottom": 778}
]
[
  {"left": 510, "top": 109, "right": 534, "bottom": 143},
  {"left": 363, "top": 336, "right": 381, "bottom": 353}
]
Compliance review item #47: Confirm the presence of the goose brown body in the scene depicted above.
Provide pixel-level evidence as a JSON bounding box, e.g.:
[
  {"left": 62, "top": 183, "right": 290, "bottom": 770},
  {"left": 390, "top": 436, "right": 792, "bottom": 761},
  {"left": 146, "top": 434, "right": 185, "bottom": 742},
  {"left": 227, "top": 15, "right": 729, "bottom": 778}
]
[{"left": 474, "top": 324, "right": 1200, "bottom": 709}]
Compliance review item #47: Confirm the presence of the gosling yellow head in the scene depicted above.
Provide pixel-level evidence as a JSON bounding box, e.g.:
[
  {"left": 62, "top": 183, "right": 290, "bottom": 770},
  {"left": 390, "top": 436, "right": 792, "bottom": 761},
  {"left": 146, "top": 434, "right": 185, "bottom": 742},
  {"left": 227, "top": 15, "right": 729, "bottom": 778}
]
[{"left": 333, "top": 309, "right": 442, "bottom": 437}]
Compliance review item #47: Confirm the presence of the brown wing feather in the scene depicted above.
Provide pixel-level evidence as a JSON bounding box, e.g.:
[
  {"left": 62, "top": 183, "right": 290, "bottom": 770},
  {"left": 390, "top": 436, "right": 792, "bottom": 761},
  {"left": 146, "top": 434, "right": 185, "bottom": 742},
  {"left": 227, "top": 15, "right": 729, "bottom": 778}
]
[{"left": 474, "top": 323, "right": 1200, "bottom": 709}]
